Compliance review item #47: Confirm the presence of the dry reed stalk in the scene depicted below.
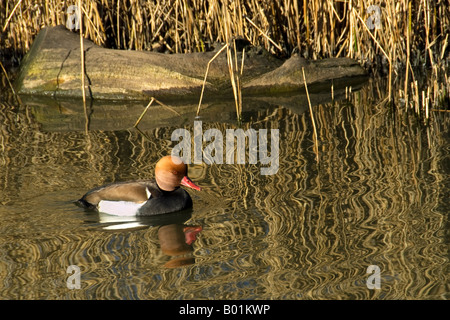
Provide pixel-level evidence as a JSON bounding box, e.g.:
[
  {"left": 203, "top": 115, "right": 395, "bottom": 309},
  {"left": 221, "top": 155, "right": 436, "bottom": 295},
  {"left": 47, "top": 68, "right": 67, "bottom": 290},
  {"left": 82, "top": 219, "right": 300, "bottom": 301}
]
[
  {"left": 240, "top": 47, "right": 245, "bottom": 76},
  {"left": 404, "top": 1, "right": 411, "bottom": 111},
  {"left": 388, "top": 48, "right": 392, "bottom": 103},
  {"left": 134, "top": 97, "right": 155, "bottom": 128},
  {"left": 2, "top": 0, "right": 22, "bottom": 32},
  {"left": 175, "top": 0, "right": 179, "bottom": 53},
  {"left": 235, "top": 40, "right": 245, "bottom": 118},
  {"left": 331, "top": 81, "right": 334, "bottom": 101},
  {"left": 227, "top": 40, "right": 240, "bottom": 121},
  {"left": 196, "top": 37, "right": 245, "bottom": 121},
  {"left": 302, "top": 67, "right": 319, "bottom": 162},
  {"left": 134, "top": 97, "right": 180, "bottom": 128},
  {"left": 244, "top": 14, "right": 283, "bottom": 52},
  {"left": 353, "top": 8, "right": 390, "bottom": 65},
  {"left": 304, "top": 0, "right": 309, "bottom": 43},
  {"left": 441, "top": 34, "right": 448, "bottom": 60},
  {"left": 412, "top": 81, "right": 418, "bottom": 114},
  {"left": 422, "top": 0, "right": 435, "bottom": 70},
  {"left": 79, "top": 4, "right": 104, "bottom": 45},
  {"left": 196, "top": 43, "right": 228, "bottom": 117},
  {"left": 78, "top": 0, "right": 88, "bottom": 134},
  {"left": 116, "top": 0, "right": 120, "bottom": 49}
]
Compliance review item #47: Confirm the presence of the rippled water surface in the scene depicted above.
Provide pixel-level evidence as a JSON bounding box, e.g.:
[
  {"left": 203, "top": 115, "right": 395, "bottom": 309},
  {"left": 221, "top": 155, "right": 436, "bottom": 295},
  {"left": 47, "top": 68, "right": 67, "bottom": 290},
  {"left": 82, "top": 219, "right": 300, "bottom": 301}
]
[{"left": 0, "top": 81, "right": 448, "bottom": 299}]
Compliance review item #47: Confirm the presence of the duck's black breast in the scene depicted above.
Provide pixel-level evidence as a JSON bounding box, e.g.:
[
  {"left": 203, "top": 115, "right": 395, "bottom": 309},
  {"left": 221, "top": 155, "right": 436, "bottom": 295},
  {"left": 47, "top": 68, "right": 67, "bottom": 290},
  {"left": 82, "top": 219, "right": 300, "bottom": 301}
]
[{"left": 138, "top": 187, "right": 193, "bottom": 216}]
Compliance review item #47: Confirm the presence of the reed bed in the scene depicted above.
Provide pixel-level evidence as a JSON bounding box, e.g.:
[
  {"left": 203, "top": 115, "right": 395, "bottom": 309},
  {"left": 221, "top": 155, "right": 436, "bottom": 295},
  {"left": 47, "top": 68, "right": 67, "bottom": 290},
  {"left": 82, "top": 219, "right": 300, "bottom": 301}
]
[{"left": 1, "top": 0, "right": 449, "bottom": 118}]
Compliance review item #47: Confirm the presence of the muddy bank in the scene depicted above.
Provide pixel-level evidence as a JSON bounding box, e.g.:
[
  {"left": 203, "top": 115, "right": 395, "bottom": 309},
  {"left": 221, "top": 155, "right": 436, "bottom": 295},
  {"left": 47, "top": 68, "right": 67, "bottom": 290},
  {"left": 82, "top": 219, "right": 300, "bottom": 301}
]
[{"left": 15, "top": 26, "right": 367, "bottom": 101}]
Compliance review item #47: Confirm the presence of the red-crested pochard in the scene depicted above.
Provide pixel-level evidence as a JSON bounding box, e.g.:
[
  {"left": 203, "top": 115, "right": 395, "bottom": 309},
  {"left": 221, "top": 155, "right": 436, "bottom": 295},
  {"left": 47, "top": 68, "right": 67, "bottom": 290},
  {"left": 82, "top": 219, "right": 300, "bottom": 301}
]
[{"left": 77, "top": 156, "right": 201, "bottom": 216}]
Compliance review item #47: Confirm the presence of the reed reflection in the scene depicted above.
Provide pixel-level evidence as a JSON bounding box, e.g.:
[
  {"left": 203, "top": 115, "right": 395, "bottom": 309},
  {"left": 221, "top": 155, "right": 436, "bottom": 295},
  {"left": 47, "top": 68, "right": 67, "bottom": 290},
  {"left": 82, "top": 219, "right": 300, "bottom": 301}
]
[{"left": 0, "top": 78, "right": 448, "bottom": 299}]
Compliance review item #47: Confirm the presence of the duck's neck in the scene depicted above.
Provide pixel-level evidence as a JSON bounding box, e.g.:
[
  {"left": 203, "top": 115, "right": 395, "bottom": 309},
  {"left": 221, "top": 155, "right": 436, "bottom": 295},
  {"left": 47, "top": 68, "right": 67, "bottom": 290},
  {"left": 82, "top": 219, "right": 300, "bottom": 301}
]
[{"left": 157, "top": 183, "right": 179, "bottom": 194}]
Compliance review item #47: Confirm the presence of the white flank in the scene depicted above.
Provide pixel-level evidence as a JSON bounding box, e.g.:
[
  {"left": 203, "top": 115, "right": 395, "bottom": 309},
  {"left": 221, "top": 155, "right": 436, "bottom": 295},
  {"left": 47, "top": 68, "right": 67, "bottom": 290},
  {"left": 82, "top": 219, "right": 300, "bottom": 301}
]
[
  {"left": 98, "top": 200, "right": 147, "bottom": 216},
  {"left": 98, "top": 212, "right": 138, "bottom": 223},
  {"left": 103, "top": 222, "right": 144, "bottom": 230}
]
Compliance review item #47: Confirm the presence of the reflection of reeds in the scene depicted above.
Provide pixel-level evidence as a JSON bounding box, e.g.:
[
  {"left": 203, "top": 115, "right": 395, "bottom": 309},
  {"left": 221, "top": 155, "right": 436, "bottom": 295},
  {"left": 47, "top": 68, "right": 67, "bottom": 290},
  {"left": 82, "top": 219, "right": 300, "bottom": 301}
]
[
  {"left": 1, "top": 77, "right": 447, "bottom": 298},
  {"left": 0, "top": 86, "right": 441, "bottom": 286}
]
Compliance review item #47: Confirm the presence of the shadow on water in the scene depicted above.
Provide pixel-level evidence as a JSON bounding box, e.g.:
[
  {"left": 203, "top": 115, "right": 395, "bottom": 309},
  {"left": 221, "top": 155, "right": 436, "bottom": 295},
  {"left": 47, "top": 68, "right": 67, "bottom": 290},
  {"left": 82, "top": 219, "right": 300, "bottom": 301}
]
[{"left": 0, "top": 78, "right": 448, "bottom": 299}]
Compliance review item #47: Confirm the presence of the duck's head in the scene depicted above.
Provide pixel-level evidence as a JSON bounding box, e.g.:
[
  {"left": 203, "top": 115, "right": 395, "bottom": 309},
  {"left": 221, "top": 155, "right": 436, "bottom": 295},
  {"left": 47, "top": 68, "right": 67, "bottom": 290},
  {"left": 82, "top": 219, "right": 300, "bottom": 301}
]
[{"left": 155, "top": 155, "right": 201, "bottom": 192}]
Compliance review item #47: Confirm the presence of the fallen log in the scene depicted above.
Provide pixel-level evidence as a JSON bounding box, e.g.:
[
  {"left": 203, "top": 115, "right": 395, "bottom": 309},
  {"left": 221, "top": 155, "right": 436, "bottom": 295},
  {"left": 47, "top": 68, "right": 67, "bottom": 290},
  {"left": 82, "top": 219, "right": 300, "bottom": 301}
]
[{"left": 15, "top": 25, "right": 367, "bottom": 101}]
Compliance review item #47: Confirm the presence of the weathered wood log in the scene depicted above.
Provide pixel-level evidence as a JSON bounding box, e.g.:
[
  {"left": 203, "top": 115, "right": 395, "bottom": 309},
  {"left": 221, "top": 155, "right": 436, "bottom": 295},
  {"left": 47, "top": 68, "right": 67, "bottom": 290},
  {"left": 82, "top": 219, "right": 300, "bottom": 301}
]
[{"left": 15, "top": 25, "right": 367, "bottom": 101}]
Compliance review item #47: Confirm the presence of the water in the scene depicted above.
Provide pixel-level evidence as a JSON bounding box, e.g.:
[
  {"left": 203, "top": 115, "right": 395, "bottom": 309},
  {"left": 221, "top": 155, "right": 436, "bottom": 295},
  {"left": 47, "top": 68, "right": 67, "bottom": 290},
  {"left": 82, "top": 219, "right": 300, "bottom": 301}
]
[{"left": 0, "top": 80, "right": 448, "bottom": 300}]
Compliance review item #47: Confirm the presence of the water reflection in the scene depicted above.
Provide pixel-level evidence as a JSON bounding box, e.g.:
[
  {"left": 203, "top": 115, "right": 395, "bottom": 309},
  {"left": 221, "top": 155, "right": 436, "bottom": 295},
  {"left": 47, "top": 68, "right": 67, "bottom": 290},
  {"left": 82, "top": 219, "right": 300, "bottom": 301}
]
[
  {"left": 93, "top": 209, "right": 203, "bottom": 268},
  {"left": 0, "top": 80, "right": 448, "bottom": 299}
]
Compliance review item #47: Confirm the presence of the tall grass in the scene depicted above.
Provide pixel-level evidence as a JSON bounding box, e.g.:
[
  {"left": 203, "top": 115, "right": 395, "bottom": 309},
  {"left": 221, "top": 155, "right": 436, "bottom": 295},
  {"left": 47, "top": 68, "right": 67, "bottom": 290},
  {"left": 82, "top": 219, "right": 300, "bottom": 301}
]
[{"left": 1, "top": 0, "right": 449, "bottom": 117}]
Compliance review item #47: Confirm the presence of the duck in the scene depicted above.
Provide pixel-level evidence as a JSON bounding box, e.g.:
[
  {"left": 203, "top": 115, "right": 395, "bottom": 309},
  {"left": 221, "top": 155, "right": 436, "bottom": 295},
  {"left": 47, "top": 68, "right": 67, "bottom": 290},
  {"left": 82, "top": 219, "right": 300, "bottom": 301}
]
[{"left": 77, "top": 155, "right": 201, "bottom": 216}]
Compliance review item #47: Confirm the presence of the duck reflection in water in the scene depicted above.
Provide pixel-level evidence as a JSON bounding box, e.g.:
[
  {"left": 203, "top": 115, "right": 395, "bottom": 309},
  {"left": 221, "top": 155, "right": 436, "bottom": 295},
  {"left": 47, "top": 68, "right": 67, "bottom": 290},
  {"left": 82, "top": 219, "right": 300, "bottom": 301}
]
[
  {"left": 158, "top": 224, "right": 203, "bottom": 268},
  {"left": 94, "top": 209, "right": 202, "bottom": 268}
]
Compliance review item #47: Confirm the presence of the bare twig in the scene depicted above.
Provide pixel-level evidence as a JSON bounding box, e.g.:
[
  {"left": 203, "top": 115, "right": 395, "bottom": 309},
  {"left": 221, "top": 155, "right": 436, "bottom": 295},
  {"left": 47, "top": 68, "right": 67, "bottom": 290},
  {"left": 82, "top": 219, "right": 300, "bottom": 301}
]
[
  {"left": 2, "top": 0, "right": 22, "bottom": 32},
  {"left": 196, "top": 43, "right": 228, "bottom": 117},
  {"left": 78, "top": 0, "right": 89, "bottom": 134},
  {"left": 244, "top": 15, "right": 283, "bottom": 52},
  {"left": 134, "top": 97, "right": 155, "bottom": 127},
  {"left": 353, "top": 8, "right": 391, "bottom": 66},
  {"left": 228, "top": 40, "right": 240, "bottom": 120},
  {"left": 79, "top": 5, "right": 105, "bottom": 45},
  {"left": 134, "top": 97, "right": 180, "bottom": 128},
  {"left": 302, "top": 67, "right": 319, "bottom": 162}
]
